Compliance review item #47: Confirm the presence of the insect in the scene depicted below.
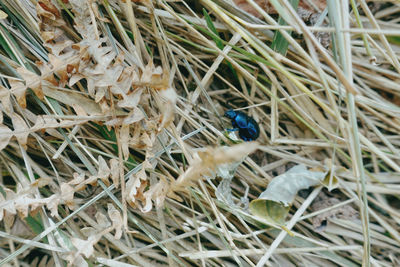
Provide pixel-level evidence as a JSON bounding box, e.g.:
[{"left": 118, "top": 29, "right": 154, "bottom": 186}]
[{"left": 224, "top": 109, "right": 260, "bottom": 141}]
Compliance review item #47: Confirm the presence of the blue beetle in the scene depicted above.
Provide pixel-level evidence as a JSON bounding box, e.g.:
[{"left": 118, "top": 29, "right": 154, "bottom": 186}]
[{"left": 224, "top": 109, "right": 260, "bottom": 141}]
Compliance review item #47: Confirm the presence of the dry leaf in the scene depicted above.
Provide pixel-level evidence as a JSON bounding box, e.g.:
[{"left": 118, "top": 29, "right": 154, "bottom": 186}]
[
  {"left": 9, "top": 80, "right": 27, "bottom": 108},
  {"left": 172, "top": 142, "right": 259, "bottom": 191},
  {"left": 1, "top": 183, "right": 54, "bottom": 219},
  {"left": 111, "top": 66, "right": 135, "bottom": 95},
  {"left": 97, "top": 156, "right": 111, "bottom": 186},
  {"left": 42, "top": 86, "right": 103, "bottom": 116},
  {"left": 0, "top": 125, "right": 13, "bottom": 151},
  {"left": 0, "top": 9, "right": 8, "bottom": 19},
  {"left": 141, "top": 176, "right": 169, "bottom": 212},
  {"left": 136, "top": 143, "right": 258, "bottom": 212},
  {"left": 0, "top": 188, "right": 17, "bottom": 221},
  {"left": 256, "top": 164, "right": 326, "bottom": 206},
  {"left": 71, "top": 236, "right": 96, "bottom": 258},
  {"left": 0, "top": 85, "right": 12, "bottom": 114},
  {"left": 60, "top": 183, "right": 75, "bottom": 209},
  {"left": 71, "top": 104, "right": 88, "bottom": 117},
  {"left": 11, "top": 114, "right": 29, "bottom": 149},
  {"left": 249, "top": 164, "right": 327, "bottom": 224},
  {"left": 46, "top": 194, "right": 60, "bottom": 217},
  {"left": 107, "top": 203, "right": 123, "bottom": 239},
  {"left": 126, "top": 160, "right": 152, "bottom": 207},
  {"left": 95, "top": 212, "right": 111, "bottom": 229},
  {"left": 157, "top": 87, "right": 177, "bottom": 130},
  {"left": 31, "top": 177, "right": 51, "bottom": 188},
  {"left": 81, "top": 226, "right": 97, "bottom": 238},
  {"left": 109, "top": 158, "right": 120, "bottom": 189},
  {"left": 123, "top": 107, "right": 145, "bottom": 125},
  {"left": 70, "top": 173, "right": 86, "bottom": 185},
  {"left": 126, "top": 179, "right": 148, "bottom": 209},
  {"left": 120, "top": 124, "right": 131, "bottom": 160},
  {"left": 118, "top": 88, "right": 143, "bottom": 109},
  {"left": 47, "top": 39, "right": 74, "bottom": 56},
  {"left": 38, "top": 0, "right": 60, "bottom": 18},
  {"left": 16, "top": 67, "right": 44, "bottom": 99},
  {"left": 63, "top": 254, "right": 88, "bottom": 267}
]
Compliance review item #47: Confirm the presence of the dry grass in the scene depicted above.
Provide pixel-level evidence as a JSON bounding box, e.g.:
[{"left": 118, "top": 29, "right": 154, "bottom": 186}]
[{"left": 0, "top": 0, "right": 400, "bottom": 266}]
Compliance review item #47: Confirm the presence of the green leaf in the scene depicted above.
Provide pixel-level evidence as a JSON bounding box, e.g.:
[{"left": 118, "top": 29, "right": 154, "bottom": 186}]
[
  {"left": 271, "top": 0, "right": 299, "bottom": 55},
  {"left": 25, "top": 214, "right": 48, "bottom": 243},
  {"left": 249, "top": 199, "right": 290, "bottom": 225},
  {"left": 321, "top": 170, "right": 339, "bottom": 190},
  {"left": 203, "top": 9, "right": 238, "bottom": 82},
  {"left": 0, "top": 185, "right": 5, "bottom": 197},
  {"left": 387, "top": 36, "right": 400, "bottom": 46},
  {"left": 0, "top": 25, "right": 18, "bottom": 62},
  {"left": 203, "top": 9, "right": 223, "bottom": 49}
]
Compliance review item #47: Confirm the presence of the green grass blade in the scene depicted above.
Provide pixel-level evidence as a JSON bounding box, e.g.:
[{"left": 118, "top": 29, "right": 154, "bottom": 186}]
[{"left": 271, "top": 0, "right": 299, "bottom": 55}]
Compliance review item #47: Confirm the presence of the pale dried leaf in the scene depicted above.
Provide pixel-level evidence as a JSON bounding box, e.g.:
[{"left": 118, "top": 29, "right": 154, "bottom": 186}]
[
  {"left": 0, "top": 189, "right": 17, "bottom": 221},
  {"left": 126, "top": 175, "right": 142, "bottom": 202},
  {"left": 141, "top": 177, "right": 169, "bottom": 213},
  {"left": 170, "top": 143, "right": 258, "bottom": 200},
  {"left": 31, "top": 177, "right": 51, "bottom": 188},
  {"left": 258, "top": 164, "right": 326, "bottom": 206},
  {"left": 69, "top": 173, "right": 87, "bottom": 191},
  {"left": 159, "top": 86, "right": 177, "bottom": 104},
  {"left": 4, "top": 211, "right": 15, "bottom": 231},
  {"left": 0, "top": 124, "right": 13, "bottom": 151},
  {"left": 42, "top": 86, "right": 103, "bottom": 115},
  {"left": 126, "top": 160, "right": 152, "bottom": 205},
  {"left": 11, "top": 114, "right": 29, "bottom": 149},
  {"left": 85, "top": 175, "right": 98, "bottom": 186},
  {"left": 32, "top": 116, "right": 60, "bottom": 130},
  {"left": 46, "top": 194, "right": 60, "bottom": 217},
  {"left": 97, "top": 155, "right": 111, "bottom": 185},
  {"left": 95, "top": 212, "right": 111, "bottom": 229},
  {"left": 69, "top": 74, "right": 85, "bottom": 87},
  {"left": 107, "top": 203, "right": 123, "bottom": 239},
  {"left": 60, "top": 183, "right": 75, "bottom": 209},
  {"left": 81, "top": 227, "right": 97, "bottom": 238},
  {"left": 120, "top": 124, "right": 130, "bottom": 160},
  {"left": 122, "top": 107, "right": 144, "bottom": 125},
  {"left": 0, "top": 9, "right": 8, "bottom": 19},
  {"left": 14, "top": 196, "right": 34, "bottom": 218},
  {"left": 17, "top": 67, "right": 43, "bottom": 99},
  {"left": 47, "top": 40, "right": 74, "bottom": 56},
  {"left": 72, "top": 104, "right": 88, "bottom": 117},
  {"left": 71, "top": 236, "right": 96, "bottom": 258},
  {"left": 109, "top": 158, "right": 120, "bottom": 189},
  {"left": 63, "top": 254, "right": 88, "bottom": 267},
  {"left": 9, "top": 80, "right": 27, "bottom": 108},
  {"left": 94, "top": 86, "right": 106, "bottom": 103},
  {"left": 70, "top": 173, "right": 86, "bottom": 185},
  {"left": 0, "top": 85, "right": 12, "bottom": 114},
  {"left": 110, "top": 67, "right": 135, "bottom": 95},
  {"left": 175, "top": 143, "right": 258, "bottom": 186},
  {"left": 94, "top": 66, "right": 123, "bottom": 87},
  {"left": 141, "top": 61, "right": 157, "bottom": 84},
  {"left": 118, "top": 88, "right": 143, "bottom": 109}
]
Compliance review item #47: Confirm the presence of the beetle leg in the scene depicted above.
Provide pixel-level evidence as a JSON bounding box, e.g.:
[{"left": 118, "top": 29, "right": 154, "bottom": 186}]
[{"left": 226, "top": 128, "right": 239, "bottom": 132}]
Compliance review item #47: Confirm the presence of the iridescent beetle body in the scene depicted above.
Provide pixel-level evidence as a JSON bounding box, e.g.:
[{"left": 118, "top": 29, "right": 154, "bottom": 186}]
[{"left": 224, "top": 110, "right": 260, "bottom": 141}]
